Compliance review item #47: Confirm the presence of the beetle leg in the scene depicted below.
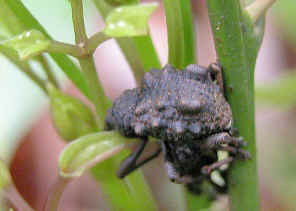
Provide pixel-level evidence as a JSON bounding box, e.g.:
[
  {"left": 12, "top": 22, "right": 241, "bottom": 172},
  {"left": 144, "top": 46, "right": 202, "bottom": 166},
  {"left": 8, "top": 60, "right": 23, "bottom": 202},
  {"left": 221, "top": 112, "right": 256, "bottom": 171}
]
[
  {"left": 202, "top": 132, "right": 247, "bottom": 148},
  {"left": 116, "top": 138, "right": 161, "bottom": 178},
  {"left": 201, "top": 157, "right": 234, "bottom": 175}
]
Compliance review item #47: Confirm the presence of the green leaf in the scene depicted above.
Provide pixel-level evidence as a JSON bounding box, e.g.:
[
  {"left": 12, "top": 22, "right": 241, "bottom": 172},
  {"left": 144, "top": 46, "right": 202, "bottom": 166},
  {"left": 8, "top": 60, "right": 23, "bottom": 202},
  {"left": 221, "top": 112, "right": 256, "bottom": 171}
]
[
  {"left": 58, "top": 131, "right": 136, "bottom": 178},
  {"left": 103, "top": 3, "right": 158, "bottom": 37},
  {"left": 1, "top": 30, "right": 50, "bottom": 60},
  {"left": 48, "top": 84, "right": 98, "bottom": 142},
  {"left": 0, "top": 160, "right": 12, "bottom": 189}
]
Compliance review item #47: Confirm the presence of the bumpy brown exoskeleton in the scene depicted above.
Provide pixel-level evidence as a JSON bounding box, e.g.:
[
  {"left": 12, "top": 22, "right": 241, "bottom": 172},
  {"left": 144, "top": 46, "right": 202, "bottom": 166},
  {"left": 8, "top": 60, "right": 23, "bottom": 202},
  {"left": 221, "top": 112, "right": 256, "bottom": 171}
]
[{"left": 105, "top": 63, "right": 250, "bottom": 194}]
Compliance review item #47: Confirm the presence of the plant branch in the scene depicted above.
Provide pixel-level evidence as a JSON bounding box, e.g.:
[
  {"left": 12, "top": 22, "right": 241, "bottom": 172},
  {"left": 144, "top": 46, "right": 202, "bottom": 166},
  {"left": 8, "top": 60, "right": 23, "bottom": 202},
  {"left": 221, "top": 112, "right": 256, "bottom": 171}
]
[
  {"left": 44, "top": 177, "right": 70, "bottom": 211},
  {"left": 47, "top": 40, "right": 83, "bottom": 58},
  {"left": 69, "top": 0, "right": 111, "bottom": 130},
  {"left": 78, "top": 57, "right": 111, "bottom": 130},
  {"left": 69, "top": 0, "right": 88, "bottom": 44}
]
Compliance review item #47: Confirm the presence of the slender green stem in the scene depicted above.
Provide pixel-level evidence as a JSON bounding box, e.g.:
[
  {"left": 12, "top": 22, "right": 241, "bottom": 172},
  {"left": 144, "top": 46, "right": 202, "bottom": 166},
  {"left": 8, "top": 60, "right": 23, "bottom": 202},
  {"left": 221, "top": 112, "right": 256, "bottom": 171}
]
[
  {"left": 48, "top": 34, "right": 110, "bottom": 57},
  {"left": 70, "top": 0, "right": 88, "bottom": 44},
  {"left": 69, "top": 0, "right": 111, "bottom": 130},
  {"left": 47, "top": 41, "right": 82, "bottom": 58},
  {"left": 44, "top": 177, "right": 70, "bottom": 211},
  {"left": 162, "top": 0, "right": 195, "bottom": 69},
  {"left": 38, "top": 55, "right": 59, "bottom": 88},
  {"left": 78, "top": 57, "right": 111, "bottom": 129}
]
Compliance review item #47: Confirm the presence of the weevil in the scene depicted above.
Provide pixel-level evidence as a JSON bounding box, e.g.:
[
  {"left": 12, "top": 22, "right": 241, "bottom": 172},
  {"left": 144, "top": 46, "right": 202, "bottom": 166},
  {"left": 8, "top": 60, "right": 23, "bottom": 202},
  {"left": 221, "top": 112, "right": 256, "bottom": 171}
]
[{"left": 105, "top": 63, "right": 249, "bottom": 194}]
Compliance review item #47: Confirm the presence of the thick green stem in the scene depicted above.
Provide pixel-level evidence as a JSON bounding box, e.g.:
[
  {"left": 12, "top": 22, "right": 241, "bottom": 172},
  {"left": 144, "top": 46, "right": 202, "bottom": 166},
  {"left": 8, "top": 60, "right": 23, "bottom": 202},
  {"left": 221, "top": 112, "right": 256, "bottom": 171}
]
[
  {"left": 206, "top": 1, "right": 266, "bottom": 210},
  {"left": 162, "top": 0, "right": 195, "bottom": 69}
]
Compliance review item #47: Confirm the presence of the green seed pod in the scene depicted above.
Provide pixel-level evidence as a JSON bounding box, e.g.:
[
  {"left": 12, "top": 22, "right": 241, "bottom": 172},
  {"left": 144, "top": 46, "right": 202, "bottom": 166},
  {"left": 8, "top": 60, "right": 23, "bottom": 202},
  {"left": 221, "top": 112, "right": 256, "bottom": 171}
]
[
  {"left": 48, "top": 84, "right": 98, "bottom": 142},
  {"left": 105, "top": 0, "right": 137, "bottom": 6}
]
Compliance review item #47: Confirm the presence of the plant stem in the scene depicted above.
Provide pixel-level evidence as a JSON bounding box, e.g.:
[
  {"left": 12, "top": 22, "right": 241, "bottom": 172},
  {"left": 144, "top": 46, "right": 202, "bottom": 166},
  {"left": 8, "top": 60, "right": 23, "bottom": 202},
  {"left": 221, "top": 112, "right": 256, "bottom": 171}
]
[
  {"left": 38, "top": 55, "right": 59, "bottom": 88},
  {"left": 47, "top": 41, "right": 82, "bottom": 58},
  {"left": 205, "top": 0, "right": 271, "bottom": 210},
  {"left": 162, "top": 0, "right": 195, "bottom": 69},
  {"left": 70, "top": 0, "right": 88, "bottom": 44},
  {"left": 44, "top": 177, "right": 70, "bottom": 211},
  {"left": 78, "top": 57, "right": 111, "bottom": 129},
  {"left": 70, "top": 0, "right": 111, "bottom": 130}
]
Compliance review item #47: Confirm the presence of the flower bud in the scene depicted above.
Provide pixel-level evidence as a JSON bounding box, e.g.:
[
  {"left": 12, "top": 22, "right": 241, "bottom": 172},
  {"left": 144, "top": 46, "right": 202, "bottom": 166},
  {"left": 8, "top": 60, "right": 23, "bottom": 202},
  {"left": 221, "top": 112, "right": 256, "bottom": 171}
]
[{"left": 48, "top": 84, "right": 98, "bottom": 142}]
